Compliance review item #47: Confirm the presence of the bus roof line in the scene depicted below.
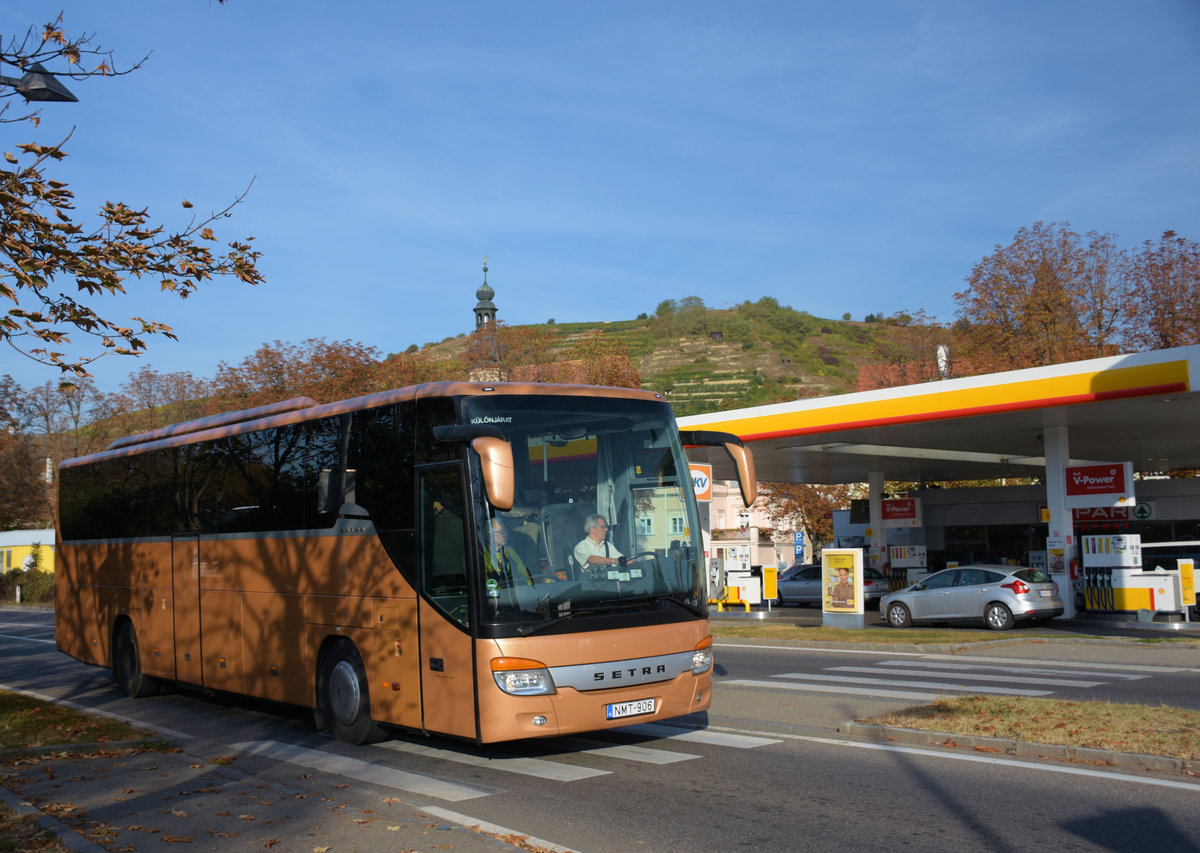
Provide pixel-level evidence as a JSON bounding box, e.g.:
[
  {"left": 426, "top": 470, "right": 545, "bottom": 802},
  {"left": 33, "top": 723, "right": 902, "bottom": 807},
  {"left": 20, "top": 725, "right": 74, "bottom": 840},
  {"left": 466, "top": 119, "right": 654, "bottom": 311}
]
[
  {"left": 65, "top": 382, "right": 667, "bottom": 470},
  {"left": 106, "top": 396, "right": 321, "bottom": 451}
]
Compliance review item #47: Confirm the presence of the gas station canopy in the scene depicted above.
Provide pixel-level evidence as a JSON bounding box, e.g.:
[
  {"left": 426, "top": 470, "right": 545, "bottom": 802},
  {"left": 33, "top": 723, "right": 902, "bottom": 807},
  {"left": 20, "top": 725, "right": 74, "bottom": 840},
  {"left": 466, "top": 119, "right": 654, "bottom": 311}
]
[{"left": 678, "top": 346, "right": 1200, "bottom": 486}]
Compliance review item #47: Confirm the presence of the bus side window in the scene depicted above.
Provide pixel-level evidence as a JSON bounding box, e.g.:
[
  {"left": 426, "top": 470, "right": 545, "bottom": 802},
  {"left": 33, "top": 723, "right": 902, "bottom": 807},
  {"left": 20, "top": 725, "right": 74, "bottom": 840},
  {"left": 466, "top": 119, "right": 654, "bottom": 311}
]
[{"left": 420, "top": 469, "right": 469, "bottom": 627}]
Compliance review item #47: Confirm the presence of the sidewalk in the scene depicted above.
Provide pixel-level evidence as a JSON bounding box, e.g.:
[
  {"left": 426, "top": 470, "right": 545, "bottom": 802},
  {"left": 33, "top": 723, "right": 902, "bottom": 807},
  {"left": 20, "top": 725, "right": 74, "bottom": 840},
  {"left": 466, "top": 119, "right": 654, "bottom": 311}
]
[{"left": 0, "top": 740, "right": 561, "bottom": 853}]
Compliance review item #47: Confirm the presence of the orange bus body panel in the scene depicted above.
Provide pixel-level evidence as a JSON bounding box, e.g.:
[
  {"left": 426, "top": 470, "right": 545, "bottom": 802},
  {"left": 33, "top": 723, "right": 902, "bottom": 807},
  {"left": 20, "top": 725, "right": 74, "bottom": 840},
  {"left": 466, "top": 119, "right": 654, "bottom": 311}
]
[{"left": 475, "top": 620, "right": 712, "bottom": 742}]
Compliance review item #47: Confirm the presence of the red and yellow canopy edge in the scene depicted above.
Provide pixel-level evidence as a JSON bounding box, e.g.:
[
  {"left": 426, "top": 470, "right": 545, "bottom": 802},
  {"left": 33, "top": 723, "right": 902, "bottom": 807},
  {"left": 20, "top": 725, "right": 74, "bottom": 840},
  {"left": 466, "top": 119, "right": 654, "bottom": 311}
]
[{"left": 686, "top": 360, "right": 1190, "bottom": 443}]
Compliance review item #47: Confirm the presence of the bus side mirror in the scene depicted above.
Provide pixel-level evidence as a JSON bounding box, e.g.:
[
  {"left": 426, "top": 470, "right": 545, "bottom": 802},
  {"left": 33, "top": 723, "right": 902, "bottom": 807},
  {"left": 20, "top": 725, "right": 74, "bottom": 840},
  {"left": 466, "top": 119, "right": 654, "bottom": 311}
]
[
  {"left": 471, "top": 436, "right": 515, "bottom": 511},
  {"left": 723, "top": 441, "right": 757, "bottom": 508},
  {"left": 679, "top": 430, "right": 757, "bottom": 508}
]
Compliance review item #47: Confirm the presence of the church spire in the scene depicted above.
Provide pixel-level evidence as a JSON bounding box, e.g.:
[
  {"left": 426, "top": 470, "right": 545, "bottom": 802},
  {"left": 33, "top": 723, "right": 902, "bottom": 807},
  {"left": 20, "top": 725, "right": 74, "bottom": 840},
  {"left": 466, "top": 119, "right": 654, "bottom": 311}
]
[{"left": 473, "top": 254, "right": 497, "bottom": 331}]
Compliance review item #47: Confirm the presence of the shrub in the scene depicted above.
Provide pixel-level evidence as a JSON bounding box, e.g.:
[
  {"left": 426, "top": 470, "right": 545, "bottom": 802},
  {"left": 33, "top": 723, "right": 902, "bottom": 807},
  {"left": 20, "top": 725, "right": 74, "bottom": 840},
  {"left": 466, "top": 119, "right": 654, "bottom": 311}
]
[{"left": 1, "top": 569, "right": 55, "bottom": 603}]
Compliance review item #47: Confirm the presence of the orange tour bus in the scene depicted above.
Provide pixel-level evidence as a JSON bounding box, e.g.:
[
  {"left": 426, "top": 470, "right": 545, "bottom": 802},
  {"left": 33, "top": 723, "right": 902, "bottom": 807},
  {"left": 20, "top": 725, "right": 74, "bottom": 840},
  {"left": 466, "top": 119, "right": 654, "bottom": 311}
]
[{"left": 55, "top": 382, "right": 755, "bottom": 744}]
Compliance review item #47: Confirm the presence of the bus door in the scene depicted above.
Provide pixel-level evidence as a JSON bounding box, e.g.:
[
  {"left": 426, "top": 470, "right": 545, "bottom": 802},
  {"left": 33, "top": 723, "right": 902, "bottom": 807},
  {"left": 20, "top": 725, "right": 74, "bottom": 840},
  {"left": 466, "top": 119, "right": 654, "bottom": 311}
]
[
  {"left": 415, "top": 466, "right": 479, "bottom": 739},
  {"left": 170, "top": 534, "right": 204, "bottom": 685}
]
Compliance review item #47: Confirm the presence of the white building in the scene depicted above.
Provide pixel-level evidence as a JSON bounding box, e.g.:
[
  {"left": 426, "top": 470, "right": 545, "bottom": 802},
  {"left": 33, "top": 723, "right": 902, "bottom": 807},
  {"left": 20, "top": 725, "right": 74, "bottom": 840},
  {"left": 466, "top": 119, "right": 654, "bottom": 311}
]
[{"left": 700, "top": 480, "right": 797, "bottom": 569}]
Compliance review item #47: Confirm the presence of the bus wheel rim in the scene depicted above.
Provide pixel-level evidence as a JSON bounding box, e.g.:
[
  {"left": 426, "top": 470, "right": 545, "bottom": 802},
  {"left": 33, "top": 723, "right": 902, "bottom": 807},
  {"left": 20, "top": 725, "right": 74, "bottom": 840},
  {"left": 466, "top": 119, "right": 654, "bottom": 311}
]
[{"left": 328, "top": 660, "right": 361, "bottom": 725}]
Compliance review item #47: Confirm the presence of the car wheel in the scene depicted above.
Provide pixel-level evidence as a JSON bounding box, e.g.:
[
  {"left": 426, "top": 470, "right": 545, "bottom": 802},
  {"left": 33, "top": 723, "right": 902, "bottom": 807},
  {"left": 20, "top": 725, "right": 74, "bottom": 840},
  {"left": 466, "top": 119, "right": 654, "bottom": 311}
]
[
  {"left": 984, "top": 602, "right": 1014, "bottom": 631},
  {"left": 885, "top": 602, "right": 911, "bottom": 628},
  {"left": 316, "top": 641, "right": 388, "bottom": 745},
  {"left": 112, "top": 621, "right": 161, "bottom": 698}
]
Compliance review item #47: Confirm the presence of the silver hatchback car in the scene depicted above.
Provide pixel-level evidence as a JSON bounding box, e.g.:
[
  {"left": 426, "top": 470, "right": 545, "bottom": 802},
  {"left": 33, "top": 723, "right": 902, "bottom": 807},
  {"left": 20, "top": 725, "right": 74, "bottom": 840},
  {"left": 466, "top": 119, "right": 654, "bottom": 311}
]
[{"left": 880, "top": 565, "right": 1063, "bottom": 630}]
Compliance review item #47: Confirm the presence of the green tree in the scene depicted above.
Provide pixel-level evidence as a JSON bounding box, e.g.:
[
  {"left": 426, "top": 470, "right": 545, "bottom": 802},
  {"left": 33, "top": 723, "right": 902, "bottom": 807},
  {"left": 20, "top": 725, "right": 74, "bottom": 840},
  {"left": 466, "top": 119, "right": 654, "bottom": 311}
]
[{"left": 1, "top": 13, "right": 262, "bottom": 378}]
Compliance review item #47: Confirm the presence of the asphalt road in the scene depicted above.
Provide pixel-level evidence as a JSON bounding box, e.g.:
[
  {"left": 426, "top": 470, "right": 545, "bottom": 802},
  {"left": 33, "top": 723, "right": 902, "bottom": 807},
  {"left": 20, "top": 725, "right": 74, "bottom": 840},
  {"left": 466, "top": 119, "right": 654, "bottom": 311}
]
[{"left": 2, "top": 606, "right": 1199, "bottom": 852}]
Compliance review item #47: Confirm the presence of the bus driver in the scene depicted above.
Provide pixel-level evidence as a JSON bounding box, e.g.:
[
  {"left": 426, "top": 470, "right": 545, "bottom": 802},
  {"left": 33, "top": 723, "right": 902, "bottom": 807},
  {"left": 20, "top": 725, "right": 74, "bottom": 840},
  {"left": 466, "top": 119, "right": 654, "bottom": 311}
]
[{"left": 574, "top": 514, "right": 627, "bottom": 570}]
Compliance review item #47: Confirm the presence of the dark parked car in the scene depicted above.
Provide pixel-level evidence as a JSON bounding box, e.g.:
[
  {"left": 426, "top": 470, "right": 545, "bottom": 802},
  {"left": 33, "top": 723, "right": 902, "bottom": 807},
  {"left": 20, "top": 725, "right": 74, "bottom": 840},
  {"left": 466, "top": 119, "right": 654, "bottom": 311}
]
[
  {"left": 774, "top": 564, "right": 890, "bottom": 608},
  {"left": 880, "top": 565, "right": 1063, "bottom": 630}
]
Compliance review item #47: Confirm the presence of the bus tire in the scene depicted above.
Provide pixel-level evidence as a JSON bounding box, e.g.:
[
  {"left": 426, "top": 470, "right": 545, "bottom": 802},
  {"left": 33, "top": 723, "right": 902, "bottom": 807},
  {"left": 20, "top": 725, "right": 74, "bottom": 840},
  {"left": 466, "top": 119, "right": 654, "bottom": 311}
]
[
  {"left": 113, "top": 621, "right": 161, "bottom": 698},
  {"left": 317, "top": 641, "right": 387, "bottom": 745}
]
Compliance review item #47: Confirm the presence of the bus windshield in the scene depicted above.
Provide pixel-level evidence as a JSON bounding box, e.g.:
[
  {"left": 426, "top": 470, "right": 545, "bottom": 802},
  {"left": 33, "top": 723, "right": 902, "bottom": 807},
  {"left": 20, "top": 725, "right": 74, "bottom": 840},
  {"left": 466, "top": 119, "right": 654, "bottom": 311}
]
[{"left": 461, "top": 395, "right": 706, "bottom": 633}]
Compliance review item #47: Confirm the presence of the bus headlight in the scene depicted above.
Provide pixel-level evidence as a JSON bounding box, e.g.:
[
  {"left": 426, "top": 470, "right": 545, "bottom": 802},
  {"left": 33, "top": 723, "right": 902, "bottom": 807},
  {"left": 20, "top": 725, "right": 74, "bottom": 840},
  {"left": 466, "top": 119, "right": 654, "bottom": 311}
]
[
  {"left": 692, "top": 637, "right": 713, "bottom": 675},
  {"left": 491, "top": 657, "right": 556, "bottom": 696}
]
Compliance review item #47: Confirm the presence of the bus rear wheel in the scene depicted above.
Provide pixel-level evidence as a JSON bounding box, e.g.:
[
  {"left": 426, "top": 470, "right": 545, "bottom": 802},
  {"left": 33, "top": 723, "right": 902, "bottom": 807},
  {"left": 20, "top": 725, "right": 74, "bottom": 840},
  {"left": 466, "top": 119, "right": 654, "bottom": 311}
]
[
  {"left": 317, "top": 641, "right": 387, "bottom": 745},
  {"left": 113, "top": 621, "right": 161, "bottom": 698}
]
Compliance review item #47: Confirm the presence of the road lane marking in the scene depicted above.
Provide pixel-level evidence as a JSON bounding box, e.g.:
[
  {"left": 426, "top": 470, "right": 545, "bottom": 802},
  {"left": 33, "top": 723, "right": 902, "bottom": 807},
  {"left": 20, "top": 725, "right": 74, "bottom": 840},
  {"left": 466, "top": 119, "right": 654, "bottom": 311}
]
[
  {"left": 0, "top": 633, "right": 54, "bottom": 644},
  {"left": 820, "top": 666, "right": 1105, "bottom": 687},
  {"left": 705, "top": 724, "right": 1200, "bottom": 793},
  {"left": 716, "top": 642, "right": 926, "bottom": 656},
  {"left": 234, "top": 740, "right": 501, "bottom": 801},
  {"left": 376, "top": 738, "right": 610, "bottom": 781},
  {"left": 419, "top": 805, "right": 583, "bottom": 853},
  {"left": 721, "top": 677, "right": 1047, "bottom": 700}
]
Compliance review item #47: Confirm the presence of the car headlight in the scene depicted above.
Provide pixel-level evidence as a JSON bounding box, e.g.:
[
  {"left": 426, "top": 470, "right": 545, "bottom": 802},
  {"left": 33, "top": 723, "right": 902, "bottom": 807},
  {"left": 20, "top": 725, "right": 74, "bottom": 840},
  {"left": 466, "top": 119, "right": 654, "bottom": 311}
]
[
  {"left": 491, "top": 657, "right": 556, "bottom": 696},
  {"left": 692, "top": 637, "right": 713, "bottom": 675}
]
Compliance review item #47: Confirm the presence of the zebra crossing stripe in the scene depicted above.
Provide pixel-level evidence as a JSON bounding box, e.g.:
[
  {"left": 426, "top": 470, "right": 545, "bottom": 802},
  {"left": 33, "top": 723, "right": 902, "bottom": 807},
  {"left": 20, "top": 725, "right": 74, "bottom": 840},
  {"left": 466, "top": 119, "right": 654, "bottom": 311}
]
[
  {"left": 875, "top": 659, "right": 1151, "bottom": 679},
  {"left": 819, "top": 666, "right": 1104, "bottom": 687},
  {"left": 233, "top": 740, "right": 500, "bottom": 801},
  {"left": 621, "top": 722, "right": 781, "bottom": 747},
  {"left": 566, "top": 739, "right": 700, "bottom": 764},
  {"left": 768, "top": 672, "right": 1054, "bottom": 696},
  {"left": 376, "top": 738, "right": 611, "bottom": 781},
  {"left": 721, "top": 678, "right": 1014, "bottom": 701}
]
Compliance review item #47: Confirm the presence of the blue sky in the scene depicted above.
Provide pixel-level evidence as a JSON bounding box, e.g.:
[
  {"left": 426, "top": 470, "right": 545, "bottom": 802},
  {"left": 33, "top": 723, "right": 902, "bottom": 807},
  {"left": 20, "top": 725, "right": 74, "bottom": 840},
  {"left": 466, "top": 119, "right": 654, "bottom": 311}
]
[{"left": 5, "top": 1, "right": 1199, "bottom": 394}]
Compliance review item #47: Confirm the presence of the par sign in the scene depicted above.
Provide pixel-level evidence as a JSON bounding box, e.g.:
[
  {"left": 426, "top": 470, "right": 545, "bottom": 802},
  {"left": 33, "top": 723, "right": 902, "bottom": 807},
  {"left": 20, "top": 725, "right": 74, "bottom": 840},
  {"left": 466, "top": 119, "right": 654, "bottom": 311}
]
[{"left": 689, "top": 463, "right": 713, "bottom": 502}]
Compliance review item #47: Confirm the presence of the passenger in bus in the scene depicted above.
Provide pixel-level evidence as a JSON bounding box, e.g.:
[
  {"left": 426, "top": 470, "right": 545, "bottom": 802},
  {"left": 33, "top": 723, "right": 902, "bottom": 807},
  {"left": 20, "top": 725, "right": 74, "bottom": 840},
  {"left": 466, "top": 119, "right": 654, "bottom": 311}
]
[
  {"left": 488, "top": 520, "right": 535, "bottom": 587},
  {"left": 574, "top": 514, "right": 627, "bottom": 569}
]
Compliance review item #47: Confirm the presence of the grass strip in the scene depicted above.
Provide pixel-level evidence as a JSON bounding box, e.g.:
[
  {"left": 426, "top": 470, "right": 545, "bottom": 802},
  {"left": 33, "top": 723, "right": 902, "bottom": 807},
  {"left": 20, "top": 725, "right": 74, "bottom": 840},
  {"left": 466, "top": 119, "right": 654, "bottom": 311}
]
[
  {"left": 0, "top": 691, "right": 150, "bottom": 750},
  {"left": 860, "top": 695, "right": 1200, "bottom": 760}
]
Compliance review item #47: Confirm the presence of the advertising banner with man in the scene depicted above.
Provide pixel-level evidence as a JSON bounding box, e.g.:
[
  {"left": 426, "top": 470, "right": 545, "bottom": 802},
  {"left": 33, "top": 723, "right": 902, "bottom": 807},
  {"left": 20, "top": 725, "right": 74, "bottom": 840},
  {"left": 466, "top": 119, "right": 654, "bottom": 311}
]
[{"left": 821, "top": 548, "right": 865, "bottom": 629}]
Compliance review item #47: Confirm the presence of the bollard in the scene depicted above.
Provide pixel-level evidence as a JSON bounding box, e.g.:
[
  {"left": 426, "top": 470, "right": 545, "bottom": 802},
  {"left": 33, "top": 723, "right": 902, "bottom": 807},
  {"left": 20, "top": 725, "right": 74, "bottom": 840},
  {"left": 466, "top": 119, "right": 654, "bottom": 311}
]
[{"left": 15, "top": 585, "right": 21, "bottom": 604}]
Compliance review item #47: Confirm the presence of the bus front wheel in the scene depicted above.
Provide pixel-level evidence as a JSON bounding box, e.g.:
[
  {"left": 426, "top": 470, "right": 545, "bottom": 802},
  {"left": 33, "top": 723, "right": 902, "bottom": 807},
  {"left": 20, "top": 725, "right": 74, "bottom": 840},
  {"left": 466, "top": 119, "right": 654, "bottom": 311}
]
[
  {"left": 112, "top": 621, "right": 161, "bottom": 698},
  {"left": 317, "top": 641, "right": 387, "bottom": 745}
]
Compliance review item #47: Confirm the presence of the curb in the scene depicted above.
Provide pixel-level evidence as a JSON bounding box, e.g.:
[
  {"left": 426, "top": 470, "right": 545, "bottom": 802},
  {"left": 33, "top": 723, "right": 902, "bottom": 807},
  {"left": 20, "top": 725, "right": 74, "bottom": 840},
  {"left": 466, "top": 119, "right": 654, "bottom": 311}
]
[
  {"left": 843, "top": 721, "right": 1198, "bottom": 776},
  {"left": 0, "top": 782, "right": 108, "bottom": 853}
]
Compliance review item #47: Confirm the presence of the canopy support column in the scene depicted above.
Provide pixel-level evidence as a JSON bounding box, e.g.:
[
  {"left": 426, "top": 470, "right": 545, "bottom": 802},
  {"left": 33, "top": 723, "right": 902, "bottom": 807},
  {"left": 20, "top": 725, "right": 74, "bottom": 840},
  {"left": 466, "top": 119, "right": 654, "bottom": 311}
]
[{"left": 1044, "top": 426, "right": 1077, "bottom": 618}]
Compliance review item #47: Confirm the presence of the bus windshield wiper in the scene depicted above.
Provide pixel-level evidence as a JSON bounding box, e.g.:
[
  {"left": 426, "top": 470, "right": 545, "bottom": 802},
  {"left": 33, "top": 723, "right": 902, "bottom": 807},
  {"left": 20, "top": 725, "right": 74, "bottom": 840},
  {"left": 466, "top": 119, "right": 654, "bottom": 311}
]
[{"left": 597, "top": 593, "right": 706, "bottom": 618}]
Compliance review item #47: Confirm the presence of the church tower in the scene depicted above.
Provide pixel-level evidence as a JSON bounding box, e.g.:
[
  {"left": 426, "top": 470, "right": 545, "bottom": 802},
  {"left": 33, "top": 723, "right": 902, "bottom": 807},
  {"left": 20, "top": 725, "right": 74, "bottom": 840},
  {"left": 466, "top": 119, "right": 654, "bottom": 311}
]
[{"left": 473, "top": 256, "right": 497, "bottom": 331}]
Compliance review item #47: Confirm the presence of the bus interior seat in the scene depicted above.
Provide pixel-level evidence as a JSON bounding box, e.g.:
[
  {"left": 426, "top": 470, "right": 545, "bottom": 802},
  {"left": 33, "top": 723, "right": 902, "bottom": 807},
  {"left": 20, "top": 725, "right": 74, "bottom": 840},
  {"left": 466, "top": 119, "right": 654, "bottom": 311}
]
[{"left": 541, "top": 502, "right": 593, "bottom": 575}]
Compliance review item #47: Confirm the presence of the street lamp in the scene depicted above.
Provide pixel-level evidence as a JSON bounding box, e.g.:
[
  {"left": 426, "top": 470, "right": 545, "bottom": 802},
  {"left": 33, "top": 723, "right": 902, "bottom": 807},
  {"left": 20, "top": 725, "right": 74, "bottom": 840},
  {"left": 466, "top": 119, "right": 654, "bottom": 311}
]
[{"left": 0, "top": 61, "right": 78, "bottom": 102}]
